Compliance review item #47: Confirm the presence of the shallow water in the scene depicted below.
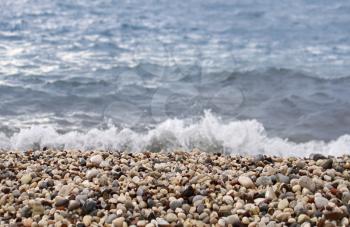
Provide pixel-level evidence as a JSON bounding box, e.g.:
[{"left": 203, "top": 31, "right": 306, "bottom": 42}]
[{"left": 1, "top": 0, "right": 350, "bottom": 155}]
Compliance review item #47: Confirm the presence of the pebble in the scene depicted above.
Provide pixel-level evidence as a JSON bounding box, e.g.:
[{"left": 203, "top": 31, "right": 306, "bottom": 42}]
[
  {"left": 322, "top": 159, "right": 333, "bottom": 169},
  {"left": 278, "top": 199, "right": 289, "bottom": 210},
  {"left": 238, "top": 176, "right": 255, "bottom": 188},
  {"left": 310, "top": 153, "right": 326, "bottom": 161},
  {"left": 55, "top": 198, "right": 69, "bottom": 207},
  {"left": 223, "top": 195, "right": 234, "bottom": 205},
  {"left": 90, "top": 154, "right": 103, "bottom": 165},
  {"left": 112, "top": 217, "right": 125, "bottom": 227},
  {"left": 86, "top": 169, "right": 100, "bottom": 179},
  {"left": 83, "top": 215, "right": 92, "bottom": 226},
  {"left": 170, "top": 199, "right": 183, "bottom": 210},
  {"left": 299, "top": 176, "right": 316, "bottom": 192},
  {"left": 225, "top": 215, "right": 240, "bottom": 225},
  {"left": 82, "top": 199, "right": 97, "bottom": 214},
  {"left": 165, "top": 213, "right": 178, "bottom": 222},
  {"left": 68, "top": 200, "right": 81, "bottom": 210},
  {"left": 314, "top": 195, "right": 328, "bottom": 209},
  {"left": 265, "top": 186, "right": 277, "bottom": 200},
  {"left": 106, "top": 214, "right": 117, "bottom": 224},
  {"left": 276, "top": 173, "right": 290, "bottom": 183},
  {"left": 156, "top": 218, "right": 170, "bottom": 226},
  {"left": 298, "top": 214, "right": 310, "bottom": 223},
  {"left": 256, "top": 176, "right": 273, "bottom": 186},
  {"left": 20, "top": 174, "right": 32, "bottom": 184},
  {"left": 0, "top": 150, "right": 349, "bottom": 226}
]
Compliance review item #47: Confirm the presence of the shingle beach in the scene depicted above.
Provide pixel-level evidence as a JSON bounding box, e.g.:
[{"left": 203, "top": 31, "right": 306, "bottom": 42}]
[{"left": 1, "top": 150, "right": 350, "bottom": 227}]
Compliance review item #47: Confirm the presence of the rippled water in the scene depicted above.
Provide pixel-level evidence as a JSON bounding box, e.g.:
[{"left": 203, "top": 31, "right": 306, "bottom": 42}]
[{"left": 1, "top": 0, "right": 350, "bottom": 155}]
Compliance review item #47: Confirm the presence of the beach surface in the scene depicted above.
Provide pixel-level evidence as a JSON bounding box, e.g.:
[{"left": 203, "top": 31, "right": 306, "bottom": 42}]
[{"left": 0, "top": 150, "right": 350, "bottom": 226}]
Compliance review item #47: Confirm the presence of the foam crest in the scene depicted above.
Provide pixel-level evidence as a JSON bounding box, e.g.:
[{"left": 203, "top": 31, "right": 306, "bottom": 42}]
[{"left": 1, "top": 111, "right": 350, "bottom": 157}]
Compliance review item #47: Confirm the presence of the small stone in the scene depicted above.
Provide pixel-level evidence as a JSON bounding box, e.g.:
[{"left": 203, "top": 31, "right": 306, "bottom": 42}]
[
  {"left": 256, "top": 176, "right": 272, "bottom": 186},
  {"left": 295, "top": 160, "right": 306, "bottom": 169},
  {"left": 106, "top": 214, "right": 117, "bottom": 224},
  {"left": 145, "top": 224, "right": 155, "bottom": 227},
  {"left": 219, "top": 205, "right": 232, "bottom": 216},
  {"left": 156, "top": 218, "right": 170, "bottom": 226},
  {"left": 321, "top": 159, "right": 333, "bottom": 169},
  {"left": 278, "top": 199, "right": 289, "bottom": 210},
  {"left": 68, "top": 200, "right": 81, "bottom": 210},
  {"left": 21, "top": 206, "right": 32, "bottom": 218},
  {"left": 137, "top": 220, "right": 148, "bottom": 226},
  {"left": 82, "top": 199, "right": 97, "bottom": 214},
  {"left": 314, "top": 195, "right": 328, "bottom": 209},
  {"left": 165, "top": 213, "right": 178, "bottom": 222},
  {"left": 297, "top": 214, "right": 310, "bottom": 223},
  {"left": 170, "top": 199, "right": 183, "bottom": 210},
  {"left": 276, "top": 174, "right": 290, "bottom": 183},
  {"left": 20, "top": 174, "right": 32, "bottom": 184},
  {"left": 309, "top": 153, "right": 326, "bottom": 161},
  {"left": 238, "top": 176, "right": 255, "bottom": 188},
  {"left": 218, "top": 218, "right": 226, "bottom": 226},
  {"left": 192, "top": 195, "right": 204, "bottom": 204},
  {"left": 242, "top": 217, "right": 250, "bottom": 224},
  {"left": 276, "top": 212, "right": 291, "bottom": 222},
  {"left": 342, "top": 192, "right": 350, "bottom": 205},
  {"left": 79, "top": 158, "right": 86, "bottom": 166},
  {"left": 225, "top": 215, "right": 240, "bottom": 225},
  {"left": 83, "top": 215, "right": 92, "bottom": 226},
  {"left": 265, "top": 186, "right": 277, "bottom": 200},
  {"left": 112, "top": 217, "right": 125, "bottom": 227},
  {"left": 324, "top": 210, "right": 345, "bottom": 220},
  {"left": 196, "top": 203, "right": 205, "bottom": 213},
  {"left": 22, "top": 218, "right": 33, "bottom": 227},
  {"left": 1, "top": 187, "right": 10, "bottom": 194},
  {"left": 58, "top": 184, "right": 74, "bottom": 197},
  {"left": 90, "top": 154, "right": 103, "bottom": 166},
  {"left": 299, "top": 176, "right": 315, "bottom": 192},
  {"left": 86, "top": 169, "right": 100, "bottom": 180},
  {"left": 182, "top": 186, "right": 195, "bottom": 198},
  {"left": 55, "top": 198, "right": 69, "bottom": 208},
  {"left": 30, "top": 201, "right": 45, "bottom": 216},
  {"left": 253, "top": 154, "right": 264, "bottom": 162},
  {"left": 223, "top": 195, "right": 234, "bottom": 205},
  {"left": 132, "top": 176, "right": 140, "bottom": 184},
  {"left": 294, "top": 202, "right": 305, "bottom": 215}
]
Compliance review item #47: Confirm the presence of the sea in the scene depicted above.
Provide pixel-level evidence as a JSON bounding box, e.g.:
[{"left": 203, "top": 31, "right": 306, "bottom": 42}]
[{"left": 1, "top": 0, "right": 350, "bottom": 156}]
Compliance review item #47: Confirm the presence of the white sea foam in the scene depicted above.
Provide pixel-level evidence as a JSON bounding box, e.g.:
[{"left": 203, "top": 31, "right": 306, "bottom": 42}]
[{"left": 1, "top": 111, "right": 349, "bottom": 157}]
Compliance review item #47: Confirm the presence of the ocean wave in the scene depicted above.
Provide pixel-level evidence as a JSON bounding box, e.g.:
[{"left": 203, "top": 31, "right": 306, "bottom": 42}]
[{"left": 1, "top": 111, "right": 350, "bottom": 157}]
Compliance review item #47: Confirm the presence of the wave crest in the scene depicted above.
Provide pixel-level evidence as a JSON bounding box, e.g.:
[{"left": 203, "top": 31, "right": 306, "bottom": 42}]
[{"left": 1, "top": 111, "right": 350, "bottom": 157}]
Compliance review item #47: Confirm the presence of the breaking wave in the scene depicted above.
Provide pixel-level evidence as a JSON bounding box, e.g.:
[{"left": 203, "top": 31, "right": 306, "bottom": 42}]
[{"left": 1, "top": 111, "right": 350, "bottom": 157}]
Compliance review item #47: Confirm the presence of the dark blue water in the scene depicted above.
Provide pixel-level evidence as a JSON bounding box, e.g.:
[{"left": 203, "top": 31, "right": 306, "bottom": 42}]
[{"left": 1, "top": 0, "right": 350, "bottom": 156}]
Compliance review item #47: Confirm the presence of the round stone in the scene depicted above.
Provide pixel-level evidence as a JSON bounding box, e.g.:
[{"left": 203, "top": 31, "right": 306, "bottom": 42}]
[
  {"left": 278, "top": 199, "right": 289, "bottom": 210},
  {"left": 20, "top": 174, "right": 32, "bottom": 185},
  {"left": 68, "top": 200, "right": 80, "bottom": 210},
  {"left": 256, "top": 176, "right": 272, "bottom": 186},
  {"left": 314, "top": 195, "right": 328, "bottom": 209},
  {"left": 238, "top": 176, "right": 255, "bottom": 188},
  {"left": 82, "top": 199, "right": 97, "bottom": 214},
  {"left": 299, "top": 176, "right": 315, "bottom": 192},
  {"left": 165, "top": 213, "right": 178, "bottom": 222},
  {"left": 112, "top": 217, "right": 125, "bottom": 227},
  {"left": 170, "top": 199, "right": 183, "bottom": 210},
  {"left": 105, "top": 214, "right": 117, "bottom": 224},
  {"left": 90, "top": 154, "right": 103, "bottom": 166},
  {"left": 223, "top": 195, "right": 234, "bottom": 205},
  {"left": 86, "top": 169, "right": 100, "bottom": 180},
  {"left": 83, "top": 215, "right": 92, "bottom": 226}
]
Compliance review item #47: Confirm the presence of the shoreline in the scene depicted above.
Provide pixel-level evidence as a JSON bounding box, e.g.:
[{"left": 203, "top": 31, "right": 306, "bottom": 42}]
[{"left": 0, "top": 150, "right": 350, "bottom": 226}]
